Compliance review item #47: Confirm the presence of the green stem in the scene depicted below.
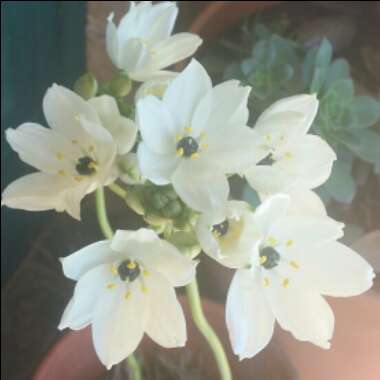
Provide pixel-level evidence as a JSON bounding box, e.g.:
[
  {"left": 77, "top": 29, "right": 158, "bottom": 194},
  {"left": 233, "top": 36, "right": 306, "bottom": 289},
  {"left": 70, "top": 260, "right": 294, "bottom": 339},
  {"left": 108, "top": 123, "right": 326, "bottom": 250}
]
[
  {"left": 186, "top": 279, "right": 232, "bottom": 380},
  {"left": 108, "top": 182, "right": 128, "bottom": 199},
  {"left": 94, "top": 187, "right": 143, "bottom": 380}
]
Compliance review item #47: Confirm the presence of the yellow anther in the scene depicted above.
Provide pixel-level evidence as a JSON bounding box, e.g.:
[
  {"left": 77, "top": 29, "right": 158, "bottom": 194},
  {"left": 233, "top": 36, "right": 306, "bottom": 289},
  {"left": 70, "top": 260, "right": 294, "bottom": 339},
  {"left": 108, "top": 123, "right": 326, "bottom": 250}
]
[
  {"left": 107, "top": 283, "right": 116, "bottom": 290},
  {"left": 127, "top": 261, "right": 137, "bottom": 270},
  {"left": 286, "top": 240, "right": 294, "bottom": 247},
  {"left": 57, "top": 169, "right": 66, "bottom": 176},
  {"left": 282, "top": 278, "right": 290, "bottom": 288},
  {"left": 263, "top": 277, "right": 270, "bottom": 287},
  {"left": 201, "top": 143, "right": 209, "bottom": 150},
  {"left": 290, "top": 260, "right": 300, "bottom": 270},
  {"left": 190, "top": 152, "right": 199, "bottom": 159},
  {"left": 72, "top": 139, "right": 79, "bottom": 145},
  {"left": 267, "top": 236, "right": 277, "bottom": 246},
  {"left": 260, "top": 255, "right": 268, "bottom": 265},
  {"left": 88, "top": 145, "right": 95, "bottom": 152},
  {"left": 185, "top": 127, "right": 193, "bottom": 134},
  {"left": 266, "top": 134, "right": 272, "bottom": 141},
  {"left": 124, "top": 291, "right": 131, "bottom": 300},
  {"left": 141, "top": 285, "right": 148, "bottom": 293},
  {"left": 74, "top": 176, "right": 83, "bottom": 182},
  {"left": 143, "top": 269, "right": 150, "bottom": 277},
  {"left": 176, "top": 134, "right": 183, "bottom": 141},
  {"left": 111, "top": 265, "right": 118, "bottom": 275},
  {"left": 56, "top": 152, "right": 64, "bottom": 160},
  {"left": 284, "top": 152, "right": 293, "bottom": 160},
  {"left": 88, "top": 162, "right": 98, "bottom": 170},
  {"left": 199, "top": 132, "right": 206, "bottom": 140},
  {"left": 176, "top": 147, "right": 184, "bottom": 157}
]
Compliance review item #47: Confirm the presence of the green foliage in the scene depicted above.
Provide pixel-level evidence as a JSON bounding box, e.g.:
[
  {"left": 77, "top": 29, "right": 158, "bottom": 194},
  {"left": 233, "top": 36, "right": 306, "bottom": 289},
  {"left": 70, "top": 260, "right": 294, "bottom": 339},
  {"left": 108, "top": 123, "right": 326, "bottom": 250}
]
[{"left": 223, "top": 21, "right": 380, "bottom": 204}]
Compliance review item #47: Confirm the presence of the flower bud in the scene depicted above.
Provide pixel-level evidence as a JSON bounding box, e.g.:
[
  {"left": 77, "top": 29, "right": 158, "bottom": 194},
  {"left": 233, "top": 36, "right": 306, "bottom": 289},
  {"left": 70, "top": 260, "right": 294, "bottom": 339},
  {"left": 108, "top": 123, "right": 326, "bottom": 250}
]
[
  {"left": 74, "top": 73, "right": 98, "bottom": 100},
  {"left": 109, "top": 72, "right": 132, "bottom": 98}
]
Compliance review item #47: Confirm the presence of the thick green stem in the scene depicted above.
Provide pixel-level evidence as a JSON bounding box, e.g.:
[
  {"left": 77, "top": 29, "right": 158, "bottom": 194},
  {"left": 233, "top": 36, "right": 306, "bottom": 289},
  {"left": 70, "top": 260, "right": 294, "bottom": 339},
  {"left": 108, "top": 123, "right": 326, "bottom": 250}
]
[
  {"left": 186, "top": 279, "right": 232, "bottom": 380},
  {"left": 94, "top": 187, "right": 143, "bottom": 380},
  {"left": 108, "top": 182, "right": 128, "bottom": 199}
]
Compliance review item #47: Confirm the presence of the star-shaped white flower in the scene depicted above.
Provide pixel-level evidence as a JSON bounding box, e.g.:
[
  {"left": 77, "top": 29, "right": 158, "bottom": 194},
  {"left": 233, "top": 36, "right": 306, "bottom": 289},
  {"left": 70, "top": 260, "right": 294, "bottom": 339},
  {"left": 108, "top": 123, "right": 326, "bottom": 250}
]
[
  {"left": 89, "top": 95, "right": 137, "bottom": 155},
  {"left": 245, "top": 94, "right": 337, "bottom": 195},
  {"left": 137, "top": 59, "right": 265, "bottom": 213},
  {"left": 1, "top": 85, "right": 118, "bottom": 220},
  {"left": 223, "top": 194, "right": 374, "bottom": 360},
  {"left": 106, "top": 1, "right": 202, "bottom": 81},
  {"left": 59, "top": 228, "right": 197, "bottom": 369}
]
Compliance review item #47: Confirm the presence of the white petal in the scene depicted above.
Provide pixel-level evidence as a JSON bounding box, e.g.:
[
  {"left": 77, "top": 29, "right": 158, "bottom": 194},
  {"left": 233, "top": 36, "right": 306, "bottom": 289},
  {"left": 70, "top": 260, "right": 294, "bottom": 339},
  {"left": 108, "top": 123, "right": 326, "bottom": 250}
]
[
  {"left": 172, "top": 159, "right": 229, "bottom": 212},
  {"left": 1, "top": 172, "right": 87, "bottom": 219},
  {"left": 113, "top": 117, "right": 138, "bottom": 155},
  {"left": 137, "top": 95, "right": 177, "bottom": 154},
  {"left": 111, "top": 229, "right": 196, "bottom": 287},
  {"left": 106, "top": 13, "right": 119, "bottom": 67},
  {"left": 135, "top": 73, "right": 176, "bottom": 101},
  {"left": 88, "top": 95, "right": 120, "bottom": 127},
  {"left": 163, "top": 59, "right": 211, "bottom": 128},
  {"left": 203, "top": 127, "right": 267, "bottom": 174},
  {"left": 285, "top": 189, "right": 327, "bottom": 217},
  {"left": 299, "top": 241, "right": 375, "bottom": 297},
  {"left": 43, "top": 84, "right": 100, "bottom": 142},
  {"left": 193, "top": 80, "right": 251, "bottom": 136},
  {"left": 137, "top": 143, "right": 179, "bottom": 185},
  {"left": 5, "top": 123, "right": 80, "bottom": 174},
  {"left": 118, "top": 38, "right": 150, "bottom": 78},
  {"left": 61, "top": 240, "right": 115, "bottom": 280},
  {"left": 266, "top": 276, "right": 334, "bottom": 348},
  {"left": 147, "top": 3, "right": 178, "bottom": 43},
  {"left": 59, "top": 264, "right": 112, "bottom": 330},
  {"left": 151, "top": 33, "right": 202, "bottom": 70},
  {"left": 277, "top": 135, "right": 336, "bottom": 189},
  {"left": 255, "top": 94, "right": 319, "bottom": 137},
  {"left": 195, "top": 214, "right": 221, "bottom": 258},
  {"left": 226, "top": 269, "right": 275, "bottom": 359},
  {"left": 245, "top": 165, "right": 297, "bottom": 195},
  {"left": 92, "top": 281, "right": 148, "bottom": 369},
  {"left": 145, "top": 271, "right": 186, "bottom": 348},
  {"left": 253, "top": 194, "right": 290, "bottom": 237}
]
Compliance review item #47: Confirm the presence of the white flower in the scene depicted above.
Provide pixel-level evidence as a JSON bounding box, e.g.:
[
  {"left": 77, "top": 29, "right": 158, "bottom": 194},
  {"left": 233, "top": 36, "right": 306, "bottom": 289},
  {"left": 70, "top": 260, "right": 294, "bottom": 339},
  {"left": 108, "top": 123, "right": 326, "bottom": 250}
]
[
  {"left": 89, "top": 95, "right": 137, "bottom": 155},
  {"left": 196, "top": 200, "right": 258, "bottom": 268},
  {"left": 135, "top": 73, "right": 176, "bottom": 101},
  {"left": 245, "top": 94, "right": 337, "bottom": 195},
  {"left": 118, "top": 152, "right": 143, "bottom": 185},
  {"left": 1, "top": 85, "right": 117, "bottom": 220},
  {"left": 106, "top": 1, "right": 202, "bottom": 81},
  {"left": 59, "top": 228, "right": 197, "bottom": 369},
  {"left": 137, "top": 59, "right": 265, "bottom": 212},
  {"left": 224, "top": 194, "right": 374, "bottom": 360}
]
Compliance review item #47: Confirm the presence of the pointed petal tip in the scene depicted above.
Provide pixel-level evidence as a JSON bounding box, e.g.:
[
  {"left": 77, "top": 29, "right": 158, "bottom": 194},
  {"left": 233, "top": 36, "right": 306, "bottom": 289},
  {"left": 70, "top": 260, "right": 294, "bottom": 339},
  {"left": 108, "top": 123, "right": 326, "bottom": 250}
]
[{"left": 107, "top": 12, "right": 114, "bottom": 22}]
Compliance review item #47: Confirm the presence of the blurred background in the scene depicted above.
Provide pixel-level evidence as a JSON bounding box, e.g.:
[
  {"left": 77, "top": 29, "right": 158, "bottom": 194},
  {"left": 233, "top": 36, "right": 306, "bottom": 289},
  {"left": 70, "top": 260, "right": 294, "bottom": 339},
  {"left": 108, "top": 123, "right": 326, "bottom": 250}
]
[{"left": 2, "top": 2, "right": 380, "bottom": 380}]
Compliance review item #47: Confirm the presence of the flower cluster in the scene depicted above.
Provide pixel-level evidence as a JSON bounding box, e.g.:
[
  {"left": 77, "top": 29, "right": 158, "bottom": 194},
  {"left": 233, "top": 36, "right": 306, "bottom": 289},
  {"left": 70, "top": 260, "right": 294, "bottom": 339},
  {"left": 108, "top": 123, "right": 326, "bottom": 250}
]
[{"left": 2, "top": 1, "right": 375, "bottom": 373}]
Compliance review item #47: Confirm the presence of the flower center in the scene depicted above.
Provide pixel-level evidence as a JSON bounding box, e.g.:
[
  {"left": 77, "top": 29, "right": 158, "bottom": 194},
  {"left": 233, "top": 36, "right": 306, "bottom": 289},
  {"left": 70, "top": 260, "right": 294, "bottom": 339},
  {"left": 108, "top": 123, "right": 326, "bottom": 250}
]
[
  {"left": 117, "top": 260, "right": 140, "bottom": 282},
  {"left": 176, "top": 136, "right": 199, "bottom": 157},
  {"left": 259, "top": 247, "right": 280, "bottom": 269},
  {"left": 76, "top": 156, "right": 97, "bottom": 176},
  {"left": 212, "top": 219, "right": 230, "bottom": 237},
  {"left": 258, "top": 153, "right": 275, "bottom": 166}
]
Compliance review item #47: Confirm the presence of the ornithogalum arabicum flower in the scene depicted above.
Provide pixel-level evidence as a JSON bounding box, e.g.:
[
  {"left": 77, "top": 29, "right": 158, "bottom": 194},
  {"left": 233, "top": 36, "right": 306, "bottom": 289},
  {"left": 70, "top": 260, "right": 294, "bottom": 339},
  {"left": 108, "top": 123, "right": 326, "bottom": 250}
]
[{"left": 59, "top": 228, "right": 197, "bottom": 369}]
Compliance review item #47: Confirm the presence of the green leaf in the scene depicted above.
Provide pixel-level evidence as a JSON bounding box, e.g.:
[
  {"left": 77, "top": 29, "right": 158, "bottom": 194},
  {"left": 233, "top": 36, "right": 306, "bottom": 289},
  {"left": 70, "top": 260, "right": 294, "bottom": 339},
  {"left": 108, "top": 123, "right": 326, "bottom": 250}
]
[
  {"left": 323, "top": 79, "right": 354, "bottom": 105},
  {"left": 323, "top": 58, "right": 350, "bottom": 92},
  {"left": 315, "top": 38, "right": 333, "bottom": 68},
  {"left": 322, "top": 159, "right": 356, "bottom": 204},
  {"left": 310, "top": 66, "right": 329, "bottom": 93},
  {"left": 351, "top": 96, "right": 380, "bottom": 129}
]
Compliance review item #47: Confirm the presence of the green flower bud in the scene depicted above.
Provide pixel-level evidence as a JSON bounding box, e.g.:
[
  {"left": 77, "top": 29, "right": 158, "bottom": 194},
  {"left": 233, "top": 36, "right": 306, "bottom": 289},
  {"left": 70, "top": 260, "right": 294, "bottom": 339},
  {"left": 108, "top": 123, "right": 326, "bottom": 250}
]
[
  {"left": 167, "top": 231, "right": 201, "bottom": 259},
  {"left": 162, "top": 200, "right": 182, "bottom": 218},
  {"left": 109, "top": 73, "right": 132, "bottom": 98},
  {"left": 74, "top": 73, "right": 98, "bottom": 100},
  {"left": 152, "top": 192, "right": 169, "bottom": 210}
]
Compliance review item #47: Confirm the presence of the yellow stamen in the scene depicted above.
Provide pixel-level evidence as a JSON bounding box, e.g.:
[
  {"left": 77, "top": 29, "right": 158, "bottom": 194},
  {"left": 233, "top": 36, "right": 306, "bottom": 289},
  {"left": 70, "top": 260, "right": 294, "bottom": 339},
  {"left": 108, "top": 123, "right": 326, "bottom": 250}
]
[
  {"left": 190, "top": 152, "right": 199, "bottom": 159},
  {"left": 284, "top": 152, "right": 293, "bottom": 160},
  {"left": 286, "top": 239, "right": 294, "bottom": 247},
  {"left": 74, "top": 176, "right": 83, "bottom": 182},
  {"left": 185, "top": 127, "right": 193, "bottom": 134},
  {"left": 143, "top": 269, "right": 150, "bottom": 277},
  {"left": 201, "top": 143, "right": 209, "bottom": 150},
  {"left": 88, "top": 145, "right": 95, "bottom": 152},
  {"left": 199, "top": 132, "right": 206, "bottom": 140},
  {"left": 141, "top": 285, "right": 148, "bottom": 293},
  {"left": 57, "top": 169, "right": 66, "bottom": 176},
  {"left": 176, "top": 134, "right": 183, "bottom": 141},
  {"left": 72, "top": 139, "right": 79, "bottom": 145},
  {"left": 263, "top": 277, "right": 270, "bottom": 287},
  {"left": 124, "top": 291, "right": 131, "bottom": 299},
  {"left": 56, "top": 152, "right": 64, "bottom": 160},
  {"left": 111, "top": 265, "right": 118, "bottom": 275},
  {"left": 127, "top": 261, "right": 137, "bottom": 270},
  {"left": 107, "top": 283, "right": 116, "bottom": 290},
  {"left": 267, "top": 236, "right": 277, "bottom": 246},
  {"left": 282, "top": 278, "right": 290, "bottom": 288},
  {"left": 290, "top": 260, "right": 300, "bottom": 270},
  {"left": 176, "top": 147, "right": 184, "bottom": 157},
  {"left": 88, "top": 162, "right": 98, "bottom": 170},
  {"left": 260, "top": 255, "right": 268, "bottom": 265}
]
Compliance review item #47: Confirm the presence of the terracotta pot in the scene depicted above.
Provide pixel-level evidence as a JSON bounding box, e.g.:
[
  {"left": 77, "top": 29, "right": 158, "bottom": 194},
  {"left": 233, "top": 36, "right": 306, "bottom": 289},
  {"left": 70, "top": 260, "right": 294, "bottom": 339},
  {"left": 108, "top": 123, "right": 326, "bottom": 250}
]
[
  {"left": 33, "top": 296, "right": 296, "bottom": 380},
  {"left": 190, "top": 1, "right": 282, "bottom": 43}
]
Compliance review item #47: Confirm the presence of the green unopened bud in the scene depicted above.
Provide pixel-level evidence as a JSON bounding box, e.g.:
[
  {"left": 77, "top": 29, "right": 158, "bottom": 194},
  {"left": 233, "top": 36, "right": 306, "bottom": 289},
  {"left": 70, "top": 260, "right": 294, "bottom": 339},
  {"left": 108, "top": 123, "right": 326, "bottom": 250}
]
[
  {"left": 162, "top": 200, "right": 182, "bottom": 218},
  {"left": 152, "top": 192, "right": 169, "bottom": 210},
  {"left": 74, "top": 73, "right": 98, "bottom": 100},
  {"left": 167, "top": 231, "right": 201, "bottom": 259},
  {"left": 109, "top": 73, "right": 132, "bottom": 98},
  {"left": 119, "top": 153, "right": 142, "bottom": 185}
]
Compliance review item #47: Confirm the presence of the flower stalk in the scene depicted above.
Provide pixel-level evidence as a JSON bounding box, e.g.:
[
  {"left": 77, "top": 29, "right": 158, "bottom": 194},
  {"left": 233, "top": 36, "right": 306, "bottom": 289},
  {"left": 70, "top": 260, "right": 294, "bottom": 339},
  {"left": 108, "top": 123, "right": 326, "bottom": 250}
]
[
  {"left": 94, "top": 187, "right": 143, "bottom": 380},
  {"left": 186, "top": 279, "right": 233, "bottom": 380}
]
